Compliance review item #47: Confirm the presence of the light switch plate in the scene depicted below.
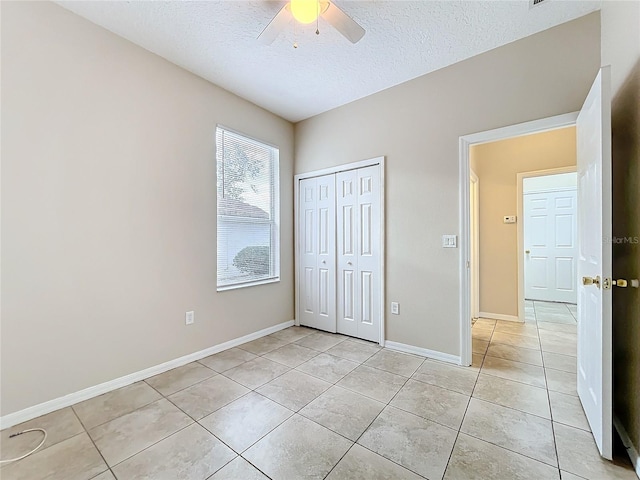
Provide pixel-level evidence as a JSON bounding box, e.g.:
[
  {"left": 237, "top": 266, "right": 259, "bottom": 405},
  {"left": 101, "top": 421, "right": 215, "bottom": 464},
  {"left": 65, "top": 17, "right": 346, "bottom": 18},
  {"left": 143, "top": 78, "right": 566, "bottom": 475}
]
[
  {"left": 442, "top": 235, "right": 457, "bottom": 248},
  {"left": 391, "top": 302, "right": 400, "bottom": 315},
  {"left": 504, "top": 215, "right": 517, "bottom": 224}
]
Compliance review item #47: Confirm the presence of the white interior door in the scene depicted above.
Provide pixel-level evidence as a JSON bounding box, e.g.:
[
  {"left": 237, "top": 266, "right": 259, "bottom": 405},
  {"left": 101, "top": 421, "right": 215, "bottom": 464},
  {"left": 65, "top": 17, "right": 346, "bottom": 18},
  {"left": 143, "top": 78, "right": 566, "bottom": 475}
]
[
  {"left": 524, "top": 188, "right": 578, "bottom": 303},
  {"left": 336, "top": 166, "right": 380, "bottom": 342},
  {"left": 298, "top": 175, "right": 336, "bottom": 332},
  {"left": 576, "top": 67, "right": 612, "bottom": 459}
]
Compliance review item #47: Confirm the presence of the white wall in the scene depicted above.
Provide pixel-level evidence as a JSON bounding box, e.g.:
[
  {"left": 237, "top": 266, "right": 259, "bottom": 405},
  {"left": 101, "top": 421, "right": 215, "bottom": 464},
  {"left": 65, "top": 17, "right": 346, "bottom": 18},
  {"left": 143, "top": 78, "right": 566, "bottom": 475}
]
[
  {"left": 295, "top": 14, "right": 600, "bottom": 356},
  {"left": 0, "top": 1, "right": 294, "bottom": 416}
]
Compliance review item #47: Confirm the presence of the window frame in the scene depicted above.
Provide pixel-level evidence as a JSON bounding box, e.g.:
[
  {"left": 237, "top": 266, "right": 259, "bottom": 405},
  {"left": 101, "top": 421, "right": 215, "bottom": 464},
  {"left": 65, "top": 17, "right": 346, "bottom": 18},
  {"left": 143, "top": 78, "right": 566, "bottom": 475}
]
[{"left": 215, "top": 125, "right": 280, "bottom": 291}]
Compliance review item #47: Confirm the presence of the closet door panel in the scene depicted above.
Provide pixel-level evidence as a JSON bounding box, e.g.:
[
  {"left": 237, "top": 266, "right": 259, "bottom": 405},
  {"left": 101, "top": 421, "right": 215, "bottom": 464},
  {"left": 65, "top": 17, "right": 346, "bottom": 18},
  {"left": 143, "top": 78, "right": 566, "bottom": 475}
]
[
  {"left": 336, "top": 170, "right": 358, "bottom": 337},
  {"left": 298, "top": 178, "right": 318, "bottom": 328},
  {"left": 356, "top": 166, "right": 380, "bottom": 342},
  {"left": 315, "top": 174, "right": 337, "bottom": 333}
]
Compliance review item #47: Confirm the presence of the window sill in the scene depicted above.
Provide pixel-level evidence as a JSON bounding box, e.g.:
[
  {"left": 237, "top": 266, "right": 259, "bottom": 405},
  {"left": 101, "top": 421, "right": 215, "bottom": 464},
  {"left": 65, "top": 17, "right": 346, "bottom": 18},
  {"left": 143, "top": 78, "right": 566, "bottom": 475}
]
[{"left": 217, "top": 277, "right": 280, "bottom": 292}]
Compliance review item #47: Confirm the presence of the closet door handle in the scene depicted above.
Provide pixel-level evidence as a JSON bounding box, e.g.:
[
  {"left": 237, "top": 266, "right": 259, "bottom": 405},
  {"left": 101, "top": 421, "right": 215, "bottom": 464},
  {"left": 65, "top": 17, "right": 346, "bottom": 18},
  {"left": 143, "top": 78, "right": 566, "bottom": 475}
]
[
  {"left": 347, "top": 261, "right": 352, "bottom": 266},
  {"left": 321, "top": 260, "right": 326, "bottom": 264}
]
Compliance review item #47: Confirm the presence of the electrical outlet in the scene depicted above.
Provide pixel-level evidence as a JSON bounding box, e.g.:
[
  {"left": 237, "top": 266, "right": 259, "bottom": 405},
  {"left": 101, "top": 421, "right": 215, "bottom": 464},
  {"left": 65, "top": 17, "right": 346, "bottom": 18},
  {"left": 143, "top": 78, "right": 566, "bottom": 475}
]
[
  {"left": 391, "top": 302, "right": 400, "bottom": 315},
  {"left": 185, "top": 311, "right": 195, "bottom": 325},
  {"left": 503, "top": 215, "right": 517, "bottom": 224}
]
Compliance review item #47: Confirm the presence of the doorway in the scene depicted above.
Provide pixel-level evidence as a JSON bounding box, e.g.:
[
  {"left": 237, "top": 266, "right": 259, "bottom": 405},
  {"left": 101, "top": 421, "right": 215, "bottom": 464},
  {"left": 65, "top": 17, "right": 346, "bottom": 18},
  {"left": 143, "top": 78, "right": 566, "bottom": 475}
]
[
  {"left": 458, "top": 112, "right": 578, "bottom": 366},
  {"left": 460, "top": 68, "right": 614, "bottom": 460},
  {"left": 467, "top": 125, "right": 577, "bottom": 327}
]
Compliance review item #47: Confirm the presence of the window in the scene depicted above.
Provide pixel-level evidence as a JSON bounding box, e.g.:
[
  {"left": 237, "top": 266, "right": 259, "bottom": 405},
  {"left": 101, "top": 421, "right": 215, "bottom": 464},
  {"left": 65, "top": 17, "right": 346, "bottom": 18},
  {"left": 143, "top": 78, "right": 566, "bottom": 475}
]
[{"left": 216, "top": 127, "right": 279, "bottom": 290}]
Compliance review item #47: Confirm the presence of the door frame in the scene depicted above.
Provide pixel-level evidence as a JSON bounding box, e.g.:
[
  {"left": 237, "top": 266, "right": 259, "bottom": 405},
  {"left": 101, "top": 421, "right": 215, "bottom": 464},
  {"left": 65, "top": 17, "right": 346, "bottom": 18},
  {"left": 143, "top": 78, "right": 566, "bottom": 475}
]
[
  {"left": 458, "top": 113, "right": 578, "bottom": 366},
  {"left": 517, "top": 167, "right": 577, "bottom": 314},
  {"left": 294, "top": 156, "right": 386, "bottom": 346},
  {"left": 470, "top": 169, "right": 480, "bottom": 320}
]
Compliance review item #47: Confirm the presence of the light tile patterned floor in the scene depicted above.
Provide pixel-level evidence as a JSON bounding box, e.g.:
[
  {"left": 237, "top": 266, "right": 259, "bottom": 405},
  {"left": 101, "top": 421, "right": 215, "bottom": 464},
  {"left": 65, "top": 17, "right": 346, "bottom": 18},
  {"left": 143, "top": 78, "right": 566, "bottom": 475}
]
[{"left": 1, "top": 304, "right": 636, "bottom": 479}]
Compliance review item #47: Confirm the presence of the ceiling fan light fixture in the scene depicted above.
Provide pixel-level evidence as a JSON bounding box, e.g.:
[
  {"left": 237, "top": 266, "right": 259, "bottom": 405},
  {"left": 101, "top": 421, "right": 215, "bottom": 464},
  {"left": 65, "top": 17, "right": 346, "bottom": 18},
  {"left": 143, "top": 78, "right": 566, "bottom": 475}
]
[
  {"left": 290, "top": 0, "right": 321, "bottom": 24},
  {"left": 258, "top": 1, "right": 363, "bottom": 45}
]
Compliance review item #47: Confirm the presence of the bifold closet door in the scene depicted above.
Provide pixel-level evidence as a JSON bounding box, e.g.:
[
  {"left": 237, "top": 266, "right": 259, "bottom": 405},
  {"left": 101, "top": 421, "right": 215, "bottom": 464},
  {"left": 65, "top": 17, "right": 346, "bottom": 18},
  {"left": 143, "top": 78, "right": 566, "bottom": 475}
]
[
  {"left": 336, "top": 166, "right": 380, "bottom": 342},
  {"left": 298, "top": 174, "right": 336, "bottom": 332}
]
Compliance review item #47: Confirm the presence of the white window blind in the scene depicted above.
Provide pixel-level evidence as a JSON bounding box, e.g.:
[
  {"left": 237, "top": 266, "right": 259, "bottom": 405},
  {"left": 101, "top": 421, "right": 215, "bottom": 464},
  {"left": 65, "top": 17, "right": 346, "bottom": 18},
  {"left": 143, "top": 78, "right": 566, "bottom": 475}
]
[{"left": 216, "top": 127, "right": 279, "bottom": 290}]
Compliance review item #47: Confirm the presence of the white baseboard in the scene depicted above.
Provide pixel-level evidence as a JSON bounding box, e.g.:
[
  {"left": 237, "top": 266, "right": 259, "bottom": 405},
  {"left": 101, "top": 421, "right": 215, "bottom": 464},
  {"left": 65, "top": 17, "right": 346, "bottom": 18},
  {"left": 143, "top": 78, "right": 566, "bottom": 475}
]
[
  {"left": 385, "top": 341, "right": 461, "bottom": 365},
  {"left": 0, "top": 320, "right": 294, "bottom": 430},
  {"left": 479, "top": 312, "right": 521, "bottom": 323},
  {"left": 614, "top": 415, "right": 640, "bottom": 479}
]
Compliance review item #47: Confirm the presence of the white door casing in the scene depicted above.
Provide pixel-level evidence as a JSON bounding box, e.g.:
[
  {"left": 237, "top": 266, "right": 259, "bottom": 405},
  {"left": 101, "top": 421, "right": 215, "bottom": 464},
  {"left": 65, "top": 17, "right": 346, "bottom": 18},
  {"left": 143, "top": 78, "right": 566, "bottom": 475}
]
[
  {"left": 336, "top": 166, "right": 381, "bottom": 342},
  {"left": 576, "top": 67, "right": 612, "bottom": 459},
  {"left": 524, "top": 188, "right": 578, "bottom": 303},
  {"left": 298, "top": 174, "right": 337, "bottom": 332},
  {"left": 470, "top": 170, "right": 480, "bottom": 320}
]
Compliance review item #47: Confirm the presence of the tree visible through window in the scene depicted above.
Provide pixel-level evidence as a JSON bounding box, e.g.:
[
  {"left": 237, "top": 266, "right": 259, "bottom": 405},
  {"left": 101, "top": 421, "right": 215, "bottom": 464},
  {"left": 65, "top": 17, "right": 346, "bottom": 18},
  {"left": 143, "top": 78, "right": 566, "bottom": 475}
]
[{"left": 216, "top": 127, "right": 279, "bottom": 289}]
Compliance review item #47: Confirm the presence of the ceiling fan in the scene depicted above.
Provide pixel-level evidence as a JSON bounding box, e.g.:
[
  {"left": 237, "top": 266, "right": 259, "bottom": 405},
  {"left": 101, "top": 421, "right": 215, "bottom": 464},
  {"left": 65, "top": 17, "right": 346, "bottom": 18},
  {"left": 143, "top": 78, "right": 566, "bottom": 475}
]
[{"left": 258, "top": 0, "right": 365, "bottom": 45}]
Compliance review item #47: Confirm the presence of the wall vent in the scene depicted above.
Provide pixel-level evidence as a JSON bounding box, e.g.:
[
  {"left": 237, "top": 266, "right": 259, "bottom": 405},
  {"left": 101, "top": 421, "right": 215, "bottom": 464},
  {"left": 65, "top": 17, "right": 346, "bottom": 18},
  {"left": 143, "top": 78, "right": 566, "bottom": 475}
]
[{"left": 530, "top": 0, "right": 548, "bottom": 8}]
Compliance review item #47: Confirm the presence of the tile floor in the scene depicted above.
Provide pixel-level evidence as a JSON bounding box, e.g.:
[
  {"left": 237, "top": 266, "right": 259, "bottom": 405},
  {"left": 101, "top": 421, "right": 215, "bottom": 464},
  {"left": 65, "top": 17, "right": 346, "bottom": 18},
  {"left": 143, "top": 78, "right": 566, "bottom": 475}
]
[{"left": 1, "top": 305, "right": 636, "bottom": 480}]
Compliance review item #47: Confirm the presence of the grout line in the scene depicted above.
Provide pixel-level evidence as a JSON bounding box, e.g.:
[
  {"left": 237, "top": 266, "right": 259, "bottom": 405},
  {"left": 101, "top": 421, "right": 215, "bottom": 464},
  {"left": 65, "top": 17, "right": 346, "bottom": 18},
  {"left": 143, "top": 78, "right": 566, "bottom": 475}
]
[
  {"left": 477, "top": 369, "right": 546, "bottom": 389},
  {"left": 203, "top": 456, "right": 238, "bottom": 480},
  {"left": 166, "top": 387, "right": 255, "bottom": 423},
  {"left": 462, "top": 320, "right": 564, "bottom": 472},
  {"left": 143, "top": 370, "right": 218, "bottom": 399},
  {"left": 197, "top": 396, "right": 293, "bottom": 459},
  {"left": 107, "top": 421, "right": 196, "bottom": 470},
  {"left": 71, "top": 386, "right": 164, "bottom": 431},
  {"left": 442, "top": 336, "right": 483, "bottom": 478},
  {"left": 321, "top": 360, "right": 423, "bottom": 479},
  {"left": 468, "top": 392, "right": 552, "bottom": 422},
  {"left": 232, "top": 456, "right": 274, "bottom": 480},
  {"left": 320, "top": 442, "right": 356, "bottom": 479},
  {"left": 455, "top": 429, "right": 561, "bottom": 469},
  {"left": 535, "top": 304, "right": 562, "bottom": 477},
  {"left": 75, "top": 403, "right": 196, "bottom": 476},
  {"left": 406, "top": 372, "right": 476, "bottom": 398},
  {"left": 70, "top": 410, "right": 119, "bottom": 480}
]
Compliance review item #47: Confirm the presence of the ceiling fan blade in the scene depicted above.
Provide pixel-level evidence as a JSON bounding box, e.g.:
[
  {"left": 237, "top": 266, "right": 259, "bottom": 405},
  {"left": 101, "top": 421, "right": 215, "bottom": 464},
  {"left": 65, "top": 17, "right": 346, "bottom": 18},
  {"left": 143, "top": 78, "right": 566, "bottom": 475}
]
[
  {"left": 321, "top": 2, "right": 365, "bottom": 44},
  {"left": 258, "top": 4, "right": 292, "bottom": 45}
]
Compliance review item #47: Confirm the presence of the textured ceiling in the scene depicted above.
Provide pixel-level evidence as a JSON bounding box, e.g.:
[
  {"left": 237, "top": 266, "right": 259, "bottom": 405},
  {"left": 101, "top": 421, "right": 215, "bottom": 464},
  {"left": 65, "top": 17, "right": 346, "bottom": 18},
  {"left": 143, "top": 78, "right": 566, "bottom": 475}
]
[{"left": 57, "top": 1, "right": 600, "bottom": 122}]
